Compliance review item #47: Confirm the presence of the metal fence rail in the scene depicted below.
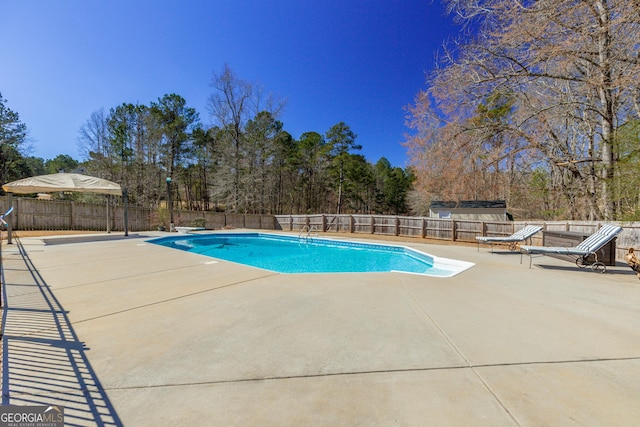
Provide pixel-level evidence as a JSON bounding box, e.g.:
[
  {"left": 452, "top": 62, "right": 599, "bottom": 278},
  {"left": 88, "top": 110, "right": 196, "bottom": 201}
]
[{"left": 275, "top": 214, "right": 640, "bottom": 263}]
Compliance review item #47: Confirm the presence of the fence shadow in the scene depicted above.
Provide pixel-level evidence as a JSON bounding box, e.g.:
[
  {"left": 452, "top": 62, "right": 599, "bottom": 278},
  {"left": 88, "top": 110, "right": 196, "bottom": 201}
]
[{"left": 1, "top": 238, "right": 122, "bottom": 426}]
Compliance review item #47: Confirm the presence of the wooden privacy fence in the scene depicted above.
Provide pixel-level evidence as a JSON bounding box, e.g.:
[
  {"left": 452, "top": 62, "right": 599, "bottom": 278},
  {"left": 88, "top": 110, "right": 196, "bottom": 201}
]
[
  {"left": 2, "top": 197, "right": 640, "bottom": 262},
  {"left": 2, "top": 197, "right": 153, "bottom": 232},
  {"left": 0, "top": 197, "right": 276, "bottom": 233},
  {"left": 170, "top": 211, "right": 276, "bottom": 230}
]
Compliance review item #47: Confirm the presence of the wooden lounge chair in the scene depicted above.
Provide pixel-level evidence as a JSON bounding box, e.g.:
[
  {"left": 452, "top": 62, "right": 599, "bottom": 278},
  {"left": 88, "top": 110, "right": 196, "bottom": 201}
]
[
  {"left": 476, "top": 224, "right": 542, "bottom": 252},
  {"left": 520, "top": 224, "right": 622, "bottom": 272}
]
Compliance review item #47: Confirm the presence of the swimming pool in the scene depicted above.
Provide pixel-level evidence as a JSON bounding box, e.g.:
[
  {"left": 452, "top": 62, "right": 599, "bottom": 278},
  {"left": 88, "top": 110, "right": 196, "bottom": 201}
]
[{"left": 149, "top": 233, "right": 473, "bottom": 277}]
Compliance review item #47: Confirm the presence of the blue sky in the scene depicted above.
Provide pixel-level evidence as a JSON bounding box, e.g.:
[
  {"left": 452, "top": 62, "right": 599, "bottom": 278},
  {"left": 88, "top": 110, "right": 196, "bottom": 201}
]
[{"left": 1, "top": 0, "right": 460, "bottom": 167}]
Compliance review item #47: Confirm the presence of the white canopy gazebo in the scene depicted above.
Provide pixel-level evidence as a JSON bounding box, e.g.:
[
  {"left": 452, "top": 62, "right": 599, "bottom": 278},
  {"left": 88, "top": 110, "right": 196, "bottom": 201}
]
[
  {"left": 2, "top": 173, "right": 122, "bottom": 196},
  {"left": 2, "top": 173, "right": 127, "bottom": 241}
]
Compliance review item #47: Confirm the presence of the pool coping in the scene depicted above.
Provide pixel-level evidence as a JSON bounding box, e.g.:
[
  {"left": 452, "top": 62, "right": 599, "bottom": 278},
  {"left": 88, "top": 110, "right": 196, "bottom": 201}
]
[{"left": 146, "top": 231, "right": 475, "bottom": 277}]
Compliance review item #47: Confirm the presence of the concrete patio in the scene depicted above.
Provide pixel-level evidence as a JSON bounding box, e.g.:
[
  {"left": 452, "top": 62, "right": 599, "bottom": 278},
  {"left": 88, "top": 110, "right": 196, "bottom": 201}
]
[{"left": 1, "top": 231, "right": 639, "bottom": 426}]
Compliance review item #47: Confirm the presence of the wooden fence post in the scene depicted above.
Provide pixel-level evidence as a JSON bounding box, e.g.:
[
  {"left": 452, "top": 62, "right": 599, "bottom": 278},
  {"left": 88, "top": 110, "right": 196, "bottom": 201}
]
[
  {"left": 71, "top": 202, "right": 76, "bottom": 230},
  {"left": 451, "top": 219, "right": 457, "bottom": 241},
  {"left": 370, "top": 216, "right": 375, "bottom": 234},
  {"left": 395, "top": 217, "right": 400, "bottom": 236},
  {"left": 421, "top": 217, "right": 426, "bottom": 239}
]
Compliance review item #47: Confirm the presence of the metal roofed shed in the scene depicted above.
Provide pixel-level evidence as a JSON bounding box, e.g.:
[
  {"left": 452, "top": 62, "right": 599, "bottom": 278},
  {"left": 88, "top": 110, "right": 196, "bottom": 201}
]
[{"left": 429, "top": 200, "right": 508, "bottom": 221}]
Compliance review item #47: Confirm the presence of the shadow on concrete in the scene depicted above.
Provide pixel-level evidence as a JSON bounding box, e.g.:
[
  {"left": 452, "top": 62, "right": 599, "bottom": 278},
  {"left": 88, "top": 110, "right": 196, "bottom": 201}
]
[
  {"left": 531, "top": 263, "right": 638, "bottom": 276},
  {"left": 42, "top": 233, "right": 144, "bottom": 246},
  {"left": 480, "top": 250, "right": 522, "bottom": 256},
  {"left": 1, "top": 237, "right": 122, "bottom": 426}
]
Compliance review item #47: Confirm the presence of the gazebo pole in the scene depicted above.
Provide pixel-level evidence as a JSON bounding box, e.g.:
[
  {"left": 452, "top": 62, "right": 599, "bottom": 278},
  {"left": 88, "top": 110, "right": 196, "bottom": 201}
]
[
  {"left": 123, "top": 188, "right": 129, "bottom": 236},
  {"left": 106, "top": 195, "right": 111, "bottom": 233},
  {"left": 7, "top": 192, "right": 13, "bottom": 244}
]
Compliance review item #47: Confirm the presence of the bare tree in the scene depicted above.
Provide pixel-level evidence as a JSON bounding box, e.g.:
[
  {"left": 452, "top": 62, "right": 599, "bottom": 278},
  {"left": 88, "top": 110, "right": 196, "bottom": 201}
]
[
  {"left": 78, "top": 109, "right": 109, "bottom": 161},
  {"left": 407, "top": 0, "right": 640, "bottom": 219},
  {"left": 207, "top": 65, "right": 285, "bottom": 212}
]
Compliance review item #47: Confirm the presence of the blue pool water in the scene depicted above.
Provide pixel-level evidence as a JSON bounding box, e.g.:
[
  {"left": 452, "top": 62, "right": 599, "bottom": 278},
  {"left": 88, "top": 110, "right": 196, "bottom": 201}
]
[{"left": 149, "top": 233, "right": 470, "bottom": 276}]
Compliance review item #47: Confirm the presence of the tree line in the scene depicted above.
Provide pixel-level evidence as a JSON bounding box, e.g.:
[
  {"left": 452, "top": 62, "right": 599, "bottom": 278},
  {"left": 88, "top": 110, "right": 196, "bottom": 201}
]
[
  {"left": 0, "top": 66, "right": 414, "bottom": 215},
  {"left": 405, "top": 0, "right": 640, "bottom": 221},
  {"left": 13, "top": 0, "right": 639, "bottom": 222}
]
